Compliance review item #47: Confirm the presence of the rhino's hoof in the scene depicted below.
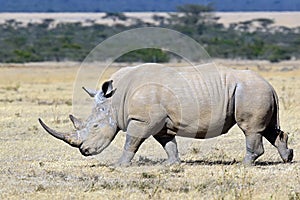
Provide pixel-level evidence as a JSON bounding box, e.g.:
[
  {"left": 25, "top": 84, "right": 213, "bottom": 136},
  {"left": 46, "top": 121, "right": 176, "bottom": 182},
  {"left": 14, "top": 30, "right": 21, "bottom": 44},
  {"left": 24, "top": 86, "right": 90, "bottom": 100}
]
[
  {"left": 285, "top": 149, "right": 293, "bottom": 163},
  {"left": 242, "top": 158, "right": 255, "bottom": 166},
  {"left": 113, "top": 161, "right": 131, "bottom": 167},
  {"left": 280, "top": 148, "right": 294, "bottom": 163},
  {"left": 163, "top": 159, "right": 181, "bottom": 166}
]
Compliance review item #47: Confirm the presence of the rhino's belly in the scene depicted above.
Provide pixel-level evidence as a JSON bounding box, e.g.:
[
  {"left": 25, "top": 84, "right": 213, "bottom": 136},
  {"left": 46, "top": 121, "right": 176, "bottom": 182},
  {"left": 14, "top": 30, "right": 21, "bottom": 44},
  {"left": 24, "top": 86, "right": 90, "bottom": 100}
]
[{"left": 166, "top": 112, "right": 236, "bottom": 139}]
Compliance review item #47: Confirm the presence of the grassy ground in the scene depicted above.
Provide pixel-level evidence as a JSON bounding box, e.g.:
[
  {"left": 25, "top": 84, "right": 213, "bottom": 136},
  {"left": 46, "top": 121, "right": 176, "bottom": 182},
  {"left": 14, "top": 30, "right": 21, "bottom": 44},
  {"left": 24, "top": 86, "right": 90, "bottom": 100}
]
[{"left": 0, "top": 61, "right": 299, "bottom": 199}]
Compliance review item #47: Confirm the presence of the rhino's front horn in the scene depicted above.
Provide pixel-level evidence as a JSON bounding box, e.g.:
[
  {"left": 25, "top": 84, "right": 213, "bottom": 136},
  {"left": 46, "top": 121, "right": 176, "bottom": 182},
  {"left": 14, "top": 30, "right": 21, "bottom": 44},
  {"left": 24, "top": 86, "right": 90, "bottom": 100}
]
[{"left": 38, "top": 118, "right": 82, "bottom": 147}]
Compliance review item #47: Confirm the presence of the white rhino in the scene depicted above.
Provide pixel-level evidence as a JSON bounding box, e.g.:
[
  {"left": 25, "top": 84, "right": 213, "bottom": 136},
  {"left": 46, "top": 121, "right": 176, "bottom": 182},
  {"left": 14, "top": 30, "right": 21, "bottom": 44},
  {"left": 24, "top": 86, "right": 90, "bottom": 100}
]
[{"left": 39, "top": 63, "right": 293, "bottom": 166}]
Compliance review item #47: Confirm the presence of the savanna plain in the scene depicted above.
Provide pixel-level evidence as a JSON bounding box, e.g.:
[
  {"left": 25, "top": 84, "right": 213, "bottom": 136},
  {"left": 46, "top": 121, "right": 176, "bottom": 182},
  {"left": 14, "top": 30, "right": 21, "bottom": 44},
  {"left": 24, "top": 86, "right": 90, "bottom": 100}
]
[{"left": 0, "top": 60, "right": 299, "bottom": 199}]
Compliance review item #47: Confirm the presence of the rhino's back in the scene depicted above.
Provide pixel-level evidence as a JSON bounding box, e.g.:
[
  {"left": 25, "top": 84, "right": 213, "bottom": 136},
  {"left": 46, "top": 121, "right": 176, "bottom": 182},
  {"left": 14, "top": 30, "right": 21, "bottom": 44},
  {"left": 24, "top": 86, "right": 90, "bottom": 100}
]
[{"left": 111, "top": 63, "right": 239, "bottom": 138}]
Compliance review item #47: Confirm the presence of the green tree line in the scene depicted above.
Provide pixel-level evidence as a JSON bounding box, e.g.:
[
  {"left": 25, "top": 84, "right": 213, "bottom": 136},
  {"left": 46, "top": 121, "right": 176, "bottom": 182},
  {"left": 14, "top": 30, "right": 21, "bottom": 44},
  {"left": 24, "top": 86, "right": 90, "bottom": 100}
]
[{"left": 0, "top": 4, "right": 299, "bottom": 63}]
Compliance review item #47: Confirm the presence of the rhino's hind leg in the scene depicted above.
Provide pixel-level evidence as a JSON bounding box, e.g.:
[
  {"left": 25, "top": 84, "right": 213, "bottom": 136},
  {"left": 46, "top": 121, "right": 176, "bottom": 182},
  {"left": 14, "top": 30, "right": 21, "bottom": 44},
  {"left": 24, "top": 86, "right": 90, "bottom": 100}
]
[
  {"left": 154, "top": 134, "right": 181, "bottom": 165},
  {"left": 275, "top": 132, "right": 294, "bottom": 163},
  {"left": 243, "top": 133, "right": 264, "bottom": 165},
  {"left": 263, "top": 130, "right": 293, "bottom": 163}
]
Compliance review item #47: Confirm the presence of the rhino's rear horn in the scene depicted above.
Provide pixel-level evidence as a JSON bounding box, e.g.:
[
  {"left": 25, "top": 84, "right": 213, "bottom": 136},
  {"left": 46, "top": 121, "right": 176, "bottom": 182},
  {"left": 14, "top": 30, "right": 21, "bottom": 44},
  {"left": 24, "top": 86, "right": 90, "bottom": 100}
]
[
  {"left": 82, "top": 87, "right": 97, "bottom": 97},
  {"left": 38, "top": 118, "right": 82, "bottom": 148},
  {"left": 69, "top": 114, "right": 83, "bottom": 130}
]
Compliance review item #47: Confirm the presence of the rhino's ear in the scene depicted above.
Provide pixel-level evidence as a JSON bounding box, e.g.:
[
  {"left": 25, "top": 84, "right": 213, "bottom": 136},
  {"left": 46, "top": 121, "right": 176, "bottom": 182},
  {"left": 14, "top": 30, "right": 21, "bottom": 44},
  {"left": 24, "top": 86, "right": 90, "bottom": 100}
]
[
  {"left": 82, "top": 87, "right": 97, "bottom": 97},
  {"left": 102, "top": 80, "right": 116, "bottom": 98}
]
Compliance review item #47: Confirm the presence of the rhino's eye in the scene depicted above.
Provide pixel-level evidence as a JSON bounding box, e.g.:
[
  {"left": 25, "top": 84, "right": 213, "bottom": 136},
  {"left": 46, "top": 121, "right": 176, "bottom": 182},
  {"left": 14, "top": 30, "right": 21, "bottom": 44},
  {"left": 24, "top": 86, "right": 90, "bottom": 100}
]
[
  {"left": 93, "top": 124, "right": 98, "bottom": 128},
  {"left": 100, "top": 107, "right": 105, "bottom": 112}
]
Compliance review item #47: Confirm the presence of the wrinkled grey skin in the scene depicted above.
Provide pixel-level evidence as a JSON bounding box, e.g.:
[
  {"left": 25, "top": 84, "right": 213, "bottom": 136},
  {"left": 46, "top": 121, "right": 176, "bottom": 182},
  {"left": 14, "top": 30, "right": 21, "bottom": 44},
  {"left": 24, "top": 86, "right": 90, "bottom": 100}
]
[{"left": 39, "top": 63, "right": 293, "bottom": 166}]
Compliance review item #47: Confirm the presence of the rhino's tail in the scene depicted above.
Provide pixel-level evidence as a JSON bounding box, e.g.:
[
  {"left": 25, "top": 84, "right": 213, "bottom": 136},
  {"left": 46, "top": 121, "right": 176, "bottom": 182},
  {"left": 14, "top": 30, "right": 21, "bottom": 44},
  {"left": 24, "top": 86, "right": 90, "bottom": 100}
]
[{"left": 272, "top": 87, "right": 280, "bottom": 131}]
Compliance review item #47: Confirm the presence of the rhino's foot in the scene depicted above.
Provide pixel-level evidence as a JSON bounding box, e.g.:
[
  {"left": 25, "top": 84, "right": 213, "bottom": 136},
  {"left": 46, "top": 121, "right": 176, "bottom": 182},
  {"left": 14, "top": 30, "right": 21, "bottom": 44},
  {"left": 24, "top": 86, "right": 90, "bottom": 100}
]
[
  {"left": 114, "top": 150, "right": 135, "bottom": 167},
  {"left": 153, "top": 135, "right": 181, "bottom": 166},
  {"left": 113, "top": 161, "right": 131, "bottom": 167},
  {"left": 243, "top": 153, "right": 260, "bottom": 166},
  {"left": 279, "top": 148, "right": 293, "bottom": 163},
  {"left": 287, "top": 149, "right": 294, "bottom": 162},
  {"left": 242, "top": 157, "right": 255, "bottom": 166},
  {"left": 243, "top": 133, "right": 264, "bottom": 166},
  {"left": 163, "top": 158, "right": 181, "bottom": 166}
]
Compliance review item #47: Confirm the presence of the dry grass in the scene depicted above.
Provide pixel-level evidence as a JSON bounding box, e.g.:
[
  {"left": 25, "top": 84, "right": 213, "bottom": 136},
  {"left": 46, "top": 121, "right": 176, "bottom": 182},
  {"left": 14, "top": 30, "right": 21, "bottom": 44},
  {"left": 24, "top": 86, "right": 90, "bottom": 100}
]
[{"left": 0, "top": 60, "right": 299, "bottom": 199}]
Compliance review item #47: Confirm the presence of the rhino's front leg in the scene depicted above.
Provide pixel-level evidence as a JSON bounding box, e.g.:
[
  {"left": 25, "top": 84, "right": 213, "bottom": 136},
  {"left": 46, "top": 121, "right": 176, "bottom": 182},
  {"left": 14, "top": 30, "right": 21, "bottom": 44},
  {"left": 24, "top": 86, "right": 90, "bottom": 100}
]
[
  {"left": 116, "top": 116, "right": 165, "bottom": 166},
  {"left": 116, "top": 134, "right": 146, "bottom": 166},
  {"left": 154, "top": 135, "right": 180, "bottom": 165}
]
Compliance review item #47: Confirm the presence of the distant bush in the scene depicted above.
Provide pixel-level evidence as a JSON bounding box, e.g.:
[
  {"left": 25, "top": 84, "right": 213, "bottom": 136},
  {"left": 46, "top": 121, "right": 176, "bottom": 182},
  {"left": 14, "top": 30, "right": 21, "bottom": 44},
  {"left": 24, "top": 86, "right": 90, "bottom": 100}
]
[
  {"left": 0, "top": 4, "right": 299, "bottom": 63},
  {"left": 116, "top": 48, "right": 170, "bottom": 63}
]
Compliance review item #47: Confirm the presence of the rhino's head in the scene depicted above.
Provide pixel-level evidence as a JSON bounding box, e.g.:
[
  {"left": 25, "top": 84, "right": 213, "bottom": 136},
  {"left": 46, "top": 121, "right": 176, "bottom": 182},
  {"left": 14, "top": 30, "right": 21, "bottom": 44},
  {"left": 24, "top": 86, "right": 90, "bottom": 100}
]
[{"left": 39, "top": 80, "right": 118, "bottom": 156}]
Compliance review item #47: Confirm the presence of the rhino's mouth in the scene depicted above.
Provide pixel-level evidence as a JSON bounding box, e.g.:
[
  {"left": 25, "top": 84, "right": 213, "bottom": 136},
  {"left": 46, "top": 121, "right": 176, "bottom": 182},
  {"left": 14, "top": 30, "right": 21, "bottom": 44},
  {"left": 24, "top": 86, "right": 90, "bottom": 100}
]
[
  {"left": 39, "top": 118, "right": 82, "bottom": 148},
  {"left": 79, "top": 146, "right": 93, "bottom": 156},
  {"left": 79, "top": 139, "right": 112, "bottom": 156}
]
